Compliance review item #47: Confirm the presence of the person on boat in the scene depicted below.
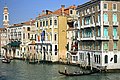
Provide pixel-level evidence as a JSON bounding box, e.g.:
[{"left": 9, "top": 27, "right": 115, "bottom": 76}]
[{"left": 65, "top": 67, "right": 67, "bottom": 73}]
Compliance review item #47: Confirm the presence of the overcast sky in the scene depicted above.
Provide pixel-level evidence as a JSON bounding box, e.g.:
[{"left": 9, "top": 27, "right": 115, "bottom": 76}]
[{"left": 0, "top": 0, "right": 89, "bottom": 28}]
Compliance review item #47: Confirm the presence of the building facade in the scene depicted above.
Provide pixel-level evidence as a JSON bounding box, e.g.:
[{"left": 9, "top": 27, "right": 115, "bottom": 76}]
[
  {"left": 0, "top": 6, "right": 9, "bottom": 57},
  {"left": 35, "top": 5, "right": 76, "bottom": 62},
  {"left": 76, "top": 0, "right": 120, "bottom": 70}
]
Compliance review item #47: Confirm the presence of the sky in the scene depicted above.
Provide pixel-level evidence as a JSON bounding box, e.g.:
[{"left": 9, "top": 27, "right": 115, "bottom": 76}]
[{"left": 0, "top": 0, "right": 89, "bottom": 28}]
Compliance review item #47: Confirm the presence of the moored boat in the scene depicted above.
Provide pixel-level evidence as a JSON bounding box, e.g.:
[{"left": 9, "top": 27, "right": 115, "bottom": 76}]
[
  {"left": 2, "top": 59, "right": 11, "bottom": 63},
  {"left": 58, "top": 70, "right": 98, "bottom": 76},
  {"left": 29, "top": 60, "right": 38, "bottom": 64}
]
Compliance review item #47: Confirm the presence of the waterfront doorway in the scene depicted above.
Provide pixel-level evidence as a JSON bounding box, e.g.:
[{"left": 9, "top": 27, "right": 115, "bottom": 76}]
[
  {"left": 43, "top": 47, "right": 46, "bottom": 60},
  {"left": 87, "top": 53, "right": 90, "bottom": 66}
]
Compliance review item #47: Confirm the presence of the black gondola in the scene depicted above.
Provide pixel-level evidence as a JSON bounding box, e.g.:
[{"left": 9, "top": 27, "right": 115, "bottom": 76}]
[
  {"left": 58, "top": 70, "right": 97, "bottom": 76},
  {"left": 29, "top": 60, "right": 38, "bottom": 64}
]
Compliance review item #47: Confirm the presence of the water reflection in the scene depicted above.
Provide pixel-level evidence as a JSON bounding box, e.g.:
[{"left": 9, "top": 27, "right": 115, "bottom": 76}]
[{"left": 0, "top": 60, "right": 120, "bottom": 80}]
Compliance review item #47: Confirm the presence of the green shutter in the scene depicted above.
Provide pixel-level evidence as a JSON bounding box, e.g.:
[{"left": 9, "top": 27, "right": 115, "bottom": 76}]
[
  {"left": 114, "top": 42, "right": 117, "bottom": 49},
  {"left": 104, "top": 43, "right": 108, "bottom": 50},
  {"left": 113, "top": 27, "right": 117, "bottom": 37}
]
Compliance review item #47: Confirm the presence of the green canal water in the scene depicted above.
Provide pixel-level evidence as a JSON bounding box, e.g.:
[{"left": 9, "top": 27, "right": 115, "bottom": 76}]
[{"left": 0, "top": 60, "right": 120, "bottom": 80}]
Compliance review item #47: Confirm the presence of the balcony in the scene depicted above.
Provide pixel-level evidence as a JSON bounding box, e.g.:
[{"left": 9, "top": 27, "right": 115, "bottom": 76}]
[
  {"left": 113, "top": 22, "right": 119, "bottom": 26},
  {"left": 113, "top": 36, "right": 119, "bottom": 40},
  {"left": 81, "top": 36, "right": 95, "bottom": 40},
  {"left": 84, "top": 24, "right": 90, "bottom": 28},
  {"left": 103, "top": 21, "right": 109, "bottom": 26},
  {"left": 77, "top": 38, "right": 80, "bottom": 41},
  {"left": 81, "top": 23, "right": 95, "bottom": 28},
  {"left": 91, "top": 23, "right": 95, "bottom": 27},
  {"left": 81, "top": 25, "right": 84, "bottom": 28},
  {"left": 38, "top": 41, "right": 52, "bottom": 44},
  {"left": 96, "top": 36, "right": 110, "bottom": 40},
  {"left": 96, "top": 22, "right": 101, "bottom": 26}
]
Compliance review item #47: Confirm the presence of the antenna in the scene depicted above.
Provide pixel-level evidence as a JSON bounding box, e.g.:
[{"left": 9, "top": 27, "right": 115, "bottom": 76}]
[{"left": 4, "top": 0, "right": 7, "bottom": 7}]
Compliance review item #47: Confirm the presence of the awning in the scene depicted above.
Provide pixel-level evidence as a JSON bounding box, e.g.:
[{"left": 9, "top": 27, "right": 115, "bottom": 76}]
[
  {"left": 68, "top": 51, "right": 77, "bottom": 55},
  {"left": 8, "top": 41, "right": 22, "bottom": 47}
]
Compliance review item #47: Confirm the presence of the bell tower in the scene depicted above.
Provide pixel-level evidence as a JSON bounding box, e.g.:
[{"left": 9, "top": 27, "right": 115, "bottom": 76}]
[{"left": 3, "top": 6, "right": 9, "bottom": 28}]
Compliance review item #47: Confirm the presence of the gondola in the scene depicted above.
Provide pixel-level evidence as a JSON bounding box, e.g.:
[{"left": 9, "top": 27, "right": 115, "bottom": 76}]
[
  {"left": 2, "top": 59, "right": 11, "bottom": 63},
  {"left": 58, "top": 70, "right": 97, "bottom": 76},
  {"left": 29, "top": 60, "right": 38, "bottom": 64}
]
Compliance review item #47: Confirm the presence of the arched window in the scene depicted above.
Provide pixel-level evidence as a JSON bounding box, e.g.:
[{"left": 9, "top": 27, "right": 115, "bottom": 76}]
[
  {"left": 50, "top": 19, "right": 52, "bottom": 25},
  {"left": 82, "top": 18, "right": 84, "bottom": 26},
  {"left": 5, "top": 15, "right": 7, "bottom": 20},
  {"left": 24, "top": 47, "right": 26, "bottom": 51},
  {"left": 105, "top": 55, "right": 108, "bottom": 63},
  {"left": 114, "top": 55, "right": 117, "bottom": 63},
  {"left": 36, "top": 21, "right": 39, "bottom": 27},
  {"left": 54, "top": 20, "right": 57, "bottom": 25},
  {"left": 54, "top": 34, "right": 57, "bottom": 41},
  {"left": 103, "top": 13, "right": 108, "bottom": 22},
  {"left": 28, "top": 33, "right": 30, "bottom": 39},
  {"left": 113, "top": 14, "right": 117, "bottom": 22}
]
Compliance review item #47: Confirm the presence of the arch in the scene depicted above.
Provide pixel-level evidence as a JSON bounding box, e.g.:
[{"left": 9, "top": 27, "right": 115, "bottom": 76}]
[
  {"left": 87, "top": 53, "right": 90, "bottom": 66},
  {"left": 113, "top": 13, "right": 117, "bottom": 22},
  {"left": 103, "top": 13, "right": 108, "bottom": 22},
  {"left": 114, "top": 55, "right": 117, "bottom": 63},
  {"left": 105, "top": 55, "right": 108, "bottom": 63}
]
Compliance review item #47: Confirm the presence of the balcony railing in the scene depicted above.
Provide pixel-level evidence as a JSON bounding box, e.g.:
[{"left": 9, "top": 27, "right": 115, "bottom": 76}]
[
  {"left": 113, "top": 22, "right": 119, "bottom": 26},
  {"left": 113, "top": 36, "right": 119, "bottom": 40},
  {"left": 96, "top": 22, "right": 101, "bottom": 26},
  {"left": 103, "top": 21, "right": 109, "bottom": 26},
  {"left": 77, "top": 38, "right": 80, "bottom": 41},
  {"left": 81, "top": 36, "right": 95, "bottom": 40},
  {"left": 81, "top": 23, "right": 95, "bottom": 29},
  {"left": 96, "top": 36, "right": 110, "bottom": 40}
]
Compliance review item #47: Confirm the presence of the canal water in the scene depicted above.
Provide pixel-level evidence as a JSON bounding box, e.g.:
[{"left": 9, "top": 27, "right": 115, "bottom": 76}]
[{"left": 0, "top": 60, "right": 120, "bottom": 80}]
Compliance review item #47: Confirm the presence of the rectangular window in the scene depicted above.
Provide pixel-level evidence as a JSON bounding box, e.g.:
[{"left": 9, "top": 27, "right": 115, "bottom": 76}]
[
  {"left": 73, "top": 56, "right": 78, "bottom": 61},
  {"left": 98, "top": 4, "right": 100, "bottom": 10},
  {"left": 46, "top": 21, "right": 48, "bottom": 26},
  {"left": 98, "top": 42, "right": 101, "bottom": 50},
  {"left": 70, "top": 10, "right": 73, "bottom": 14},
  {"left": 55, "top": 45, "right": 57, "bottom": 55},
  {"left": 36, "top": 22, "right": 39, "bottom": 27},
  {"left": 98, "top": 14, "right": 101, "bottom": 23},
  {"left": 82, "top": 18, "right": 84, "bottom": 26},
  {"left": 113, "top": 14, "right": 117, "bottom": 22},
  {"left": 104, "top": 42, "right": 108, "bottom": 50},
  {"left": 85, "top": 17, "right": 90, "bottom": 25},
  {"left": 43, "top": 21, "right": 45, "bottom": 26},
  {"left": 27, "top": 27, "right": 30, "bottom": 31},
  {"left": 113, "top": 4, "right": 117, "bottom": 10},
  {"left": 104, "top": 27, "right": 108, "bottom": 37},
  {"left": 98, "top": 28, "right": 101, "bottom": 37},
  {"left": 23, "top": 33, "right": 25, "bottom": 39},
  {"left": 17, "top": 51, "right": 19, "bottom": 56},
  {"left": 50, "top": 19, "right": 52, "bottom": 25},
  {"left": 40, "top": 22, "right": 42, "bottom": 27},
  {"left": 113, "top": 27, "right": 117, "bottom": 37},
  {"left": 113, "top": 41, "right": 117, "bottom": 50},
  {"left": 54, "top": 20, "right": 57, "bottom": 25},
  {"left": 104, "top": 4, "right": 107, "bottom": 10},
  {"left": 54, "top": 34, "right": 57, "bottom": 41}
]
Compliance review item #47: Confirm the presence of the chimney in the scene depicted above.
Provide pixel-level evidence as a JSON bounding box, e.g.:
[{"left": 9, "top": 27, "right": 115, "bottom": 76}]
[
  {"left": 61, "top": 5, "right": 65, "bottom": 16},
  {"left": 30, "top": 18, "right": 33, "bottom": 26},
  {"left": 46, "top": 10, "right": 52, "bottom": 15},
  {"left": 42, "top": 10, "right": 45, "bottom": 15}
]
